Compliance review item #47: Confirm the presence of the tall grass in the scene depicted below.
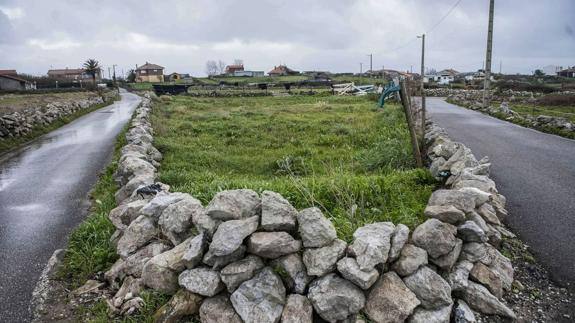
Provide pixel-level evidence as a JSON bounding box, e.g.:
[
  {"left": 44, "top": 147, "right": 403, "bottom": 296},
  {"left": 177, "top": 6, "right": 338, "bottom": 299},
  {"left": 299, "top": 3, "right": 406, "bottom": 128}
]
[{"left": 152, "top": 95, "right": 435, "bottom": 241}]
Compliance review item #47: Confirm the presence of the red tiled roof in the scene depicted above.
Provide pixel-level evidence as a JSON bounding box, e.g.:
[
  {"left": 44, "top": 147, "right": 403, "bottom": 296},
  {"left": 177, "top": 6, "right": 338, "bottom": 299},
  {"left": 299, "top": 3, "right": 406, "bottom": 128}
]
[
  {"left": 0, "top": 69, "right": 17, "bottom": 76},
  {"left": 136, "top": 63, "right": 165, "bottom": 71},
  {"left": 48, "top": 68, "right": 86, "bottom": 75},
  {"left": 268, "top": 65, "right": 296, "bottom": 74}
]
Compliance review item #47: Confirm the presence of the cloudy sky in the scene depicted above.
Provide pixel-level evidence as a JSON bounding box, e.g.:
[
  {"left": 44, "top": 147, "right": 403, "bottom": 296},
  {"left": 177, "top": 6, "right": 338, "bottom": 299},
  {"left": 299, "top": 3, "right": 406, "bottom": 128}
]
[{"left": 0, "top": 0, "right": 574, "bottom": 77}]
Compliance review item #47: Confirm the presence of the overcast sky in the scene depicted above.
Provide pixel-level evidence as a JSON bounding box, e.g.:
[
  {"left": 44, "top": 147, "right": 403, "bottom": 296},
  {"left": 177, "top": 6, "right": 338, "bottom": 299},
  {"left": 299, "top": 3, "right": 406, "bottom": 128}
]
[{"left": 0, "top": 0, "right": 574, "bottom": 77}]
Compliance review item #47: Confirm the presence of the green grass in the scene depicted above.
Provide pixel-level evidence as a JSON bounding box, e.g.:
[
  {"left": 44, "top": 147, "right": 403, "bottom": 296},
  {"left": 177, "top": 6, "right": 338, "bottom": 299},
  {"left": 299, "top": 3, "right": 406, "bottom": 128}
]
[
  {"left": 510, "top": 104, "right": 575, "bottom": 123},
  {"left": 0, "top": 96, "right": 118, "bottom": 155},
  {"left": 152, "top": 95, "right": 435, "bottom": 241}
]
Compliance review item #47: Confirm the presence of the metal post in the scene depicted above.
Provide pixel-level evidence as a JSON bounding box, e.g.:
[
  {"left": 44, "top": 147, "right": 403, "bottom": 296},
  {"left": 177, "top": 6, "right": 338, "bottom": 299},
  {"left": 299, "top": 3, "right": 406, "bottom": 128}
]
[
  {"left": 359, "top": 62, "right": 363, "bottom": 85},
  {"left": 483, "top": 0, "right": 495, "bottom": 108},
  {"left": 419, "top": 34, "right": 426, "bottom": 149}
]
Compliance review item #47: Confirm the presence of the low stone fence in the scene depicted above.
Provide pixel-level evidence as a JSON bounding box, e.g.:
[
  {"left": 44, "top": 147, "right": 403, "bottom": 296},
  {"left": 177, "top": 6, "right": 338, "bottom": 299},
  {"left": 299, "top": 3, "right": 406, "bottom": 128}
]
[
  {"left": 0, "top": 90, "right": 118, "bottom": 139},
  {"left": 447, "top": 92, "right": 575, "bottom": 134},
  {"left": 68, "top": 92, "right": 519, "bottom": 322}
]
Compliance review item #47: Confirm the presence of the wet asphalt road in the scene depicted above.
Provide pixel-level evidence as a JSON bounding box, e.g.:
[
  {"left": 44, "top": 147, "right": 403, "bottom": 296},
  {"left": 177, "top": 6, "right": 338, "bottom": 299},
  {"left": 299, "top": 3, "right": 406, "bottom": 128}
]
[
  {"left": 427, "top": 97, "right": 575, "bottom": 289},
  {"left": 0, "top": 90, "right": 140, "bottom": 322}
]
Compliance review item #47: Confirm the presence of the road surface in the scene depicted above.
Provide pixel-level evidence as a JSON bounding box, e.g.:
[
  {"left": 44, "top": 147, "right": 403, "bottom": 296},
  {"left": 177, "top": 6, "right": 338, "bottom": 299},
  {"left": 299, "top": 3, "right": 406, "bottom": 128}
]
[
  {"left": 427, "top": 97, "right": 575, "bottom": 289},
  {"left": 0, "top": 90, "right": 140, "bottom": 322}
]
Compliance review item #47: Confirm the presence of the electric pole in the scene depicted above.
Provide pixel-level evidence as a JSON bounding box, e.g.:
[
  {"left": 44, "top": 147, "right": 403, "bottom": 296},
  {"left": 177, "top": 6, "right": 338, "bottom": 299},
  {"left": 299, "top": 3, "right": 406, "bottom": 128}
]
[
  {"left": 418, "top": 34, "right": 426, "bottom": 146},
  {"left": 360, "top": 62, "right": 363, "bottom": 84},
  {"left": 367, "top": 54, "right": 373, "bottom": 74},
  {"left": 483, "top": 0, "right": 495, "bottom": 108},
  {"left": 113, "top": 64, "right": 117, "bottom": 84}
]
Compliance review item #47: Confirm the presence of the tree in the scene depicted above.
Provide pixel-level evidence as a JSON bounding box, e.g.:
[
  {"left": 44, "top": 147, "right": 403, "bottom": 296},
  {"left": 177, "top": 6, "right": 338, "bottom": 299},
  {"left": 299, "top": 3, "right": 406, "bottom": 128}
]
[
  {"left": 83, "top": 58, "right": 101, "bottom": 85},
  {"left": 217, "top": 60, "right": 226, "bottom": 75},
  {"left": 205, "top": 60, "right": 218, "bottom": 76},
  {"left": 126, "top": 69, "right": 136, "bottom": 83},
  {"left": 534, "top": 69, "right": 545, "bottom": 77}
]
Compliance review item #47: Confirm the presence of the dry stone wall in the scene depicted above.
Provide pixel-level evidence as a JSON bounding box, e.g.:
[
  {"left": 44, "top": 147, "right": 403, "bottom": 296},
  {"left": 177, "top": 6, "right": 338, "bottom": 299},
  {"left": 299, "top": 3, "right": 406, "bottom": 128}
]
[
  {"left": 90, "top": 92, "right": 519, "bottom": 322},
  {"left": 0, "top": 90, "right": 117, "bottom": 139}
]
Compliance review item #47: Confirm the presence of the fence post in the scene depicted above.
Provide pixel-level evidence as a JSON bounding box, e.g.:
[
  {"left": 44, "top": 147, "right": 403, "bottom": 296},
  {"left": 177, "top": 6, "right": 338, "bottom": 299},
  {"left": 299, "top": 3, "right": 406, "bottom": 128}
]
[{"left": 399, "top": 79, "right": 423, "bottom": 167}]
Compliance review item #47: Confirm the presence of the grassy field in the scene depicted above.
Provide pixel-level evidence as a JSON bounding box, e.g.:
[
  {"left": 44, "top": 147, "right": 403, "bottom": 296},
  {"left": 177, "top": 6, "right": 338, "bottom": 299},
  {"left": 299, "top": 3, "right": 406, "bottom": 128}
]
[
  {"left": 151, "top": 95, "right": 435, "bottom": 241},
  {"left": 510, "top": 104, "right": 575, "bottom": 123}
]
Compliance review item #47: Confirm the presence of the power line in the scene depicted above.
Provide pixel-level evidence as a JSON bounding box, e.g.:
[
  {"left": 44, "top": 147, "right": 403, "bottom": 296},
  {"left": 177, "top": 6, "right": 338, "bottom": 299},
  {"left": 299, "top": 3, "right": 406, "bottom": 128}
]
[
  {"left": 380, "top": 0, "right": 464, "bottom": 55},
  {"left": 425, "top": 0, "right": 464, "bottom": 34}
]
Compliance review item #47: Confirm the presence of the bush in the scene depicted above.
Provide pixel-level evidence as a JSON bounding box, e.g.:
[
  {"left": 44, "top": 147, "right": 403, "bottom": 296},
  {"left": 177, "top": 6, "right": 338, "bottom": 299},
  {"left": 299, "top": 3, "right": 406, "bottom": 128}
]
[{"left": 496, "top": 80, "right": 555, "bottom": 93}]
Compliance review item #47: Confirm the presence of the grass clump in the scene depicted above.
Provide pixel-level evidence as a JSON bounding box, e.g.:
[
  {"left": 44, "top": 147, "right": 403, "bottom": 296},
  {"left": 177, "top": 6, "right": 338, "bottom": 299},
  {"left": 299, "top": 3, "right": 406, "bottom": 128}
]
[{"left": 152, "top": 95, "right": 435, "bottom": 241}]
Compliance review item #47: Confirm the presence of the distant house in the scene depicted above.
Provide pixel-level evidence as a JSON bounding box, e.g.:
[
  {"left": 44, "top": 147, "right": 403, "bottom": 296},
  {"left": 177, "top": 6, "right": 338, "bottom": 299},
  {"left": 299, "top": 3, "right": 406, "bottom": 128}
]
[
  {"left": 225, "top": 64, "right": 244, "bottom": 76},
  {"left": 558, "top": 67, "right": 575, "bottom": 78},
  {"left": 233, "top": 70, "right": 265, "bottom": 77},
  {"left": 0, "top": 70, "right": 18, "bottom": 77},
  {"left": 434, "top": 69, "right": 460, "bottom": 85},
  {"left": 541, "top": 65, "right": 563, "bottom": 76},
  {"left": 268, "top": 65, "right": 299, "bottom": 76},
  {"left": 0, "top": 74, "right": 34, "bottom": 91},
  {"left": 135, "top": 62, "right": 165, "bottom": 83},
  {"left": 47, "top": 68, "right": 102, "bottom": 81},
  {"left": 166, "top": 73, "right": 192, "bottom": 82}
]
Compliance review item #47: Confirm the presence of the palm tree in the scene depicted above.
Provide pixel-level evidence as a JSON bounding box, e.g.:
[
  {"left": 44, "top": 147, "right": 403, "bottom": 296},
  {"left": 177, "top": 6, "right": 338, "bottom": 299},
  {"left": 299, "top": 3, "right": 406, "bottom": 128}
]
[{"left": 83, "top": 58, "right": 101, "bottom": 85}]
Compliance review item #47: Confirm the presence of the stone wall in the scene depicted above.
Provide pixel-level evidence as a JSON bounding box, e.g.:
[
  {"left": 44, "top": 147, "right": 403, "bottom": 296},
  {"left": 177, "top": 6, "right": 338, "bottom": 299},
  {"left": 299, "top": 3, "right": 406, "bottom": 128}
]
[
  {"left": 75, "top": 92, "right": 520, "bottom": 322},
  {"left": 0, "top": 90, "right": 118, "bottom": 139},
  {"left": 446, "top": 91, "right": 575, "bottom": 135}
]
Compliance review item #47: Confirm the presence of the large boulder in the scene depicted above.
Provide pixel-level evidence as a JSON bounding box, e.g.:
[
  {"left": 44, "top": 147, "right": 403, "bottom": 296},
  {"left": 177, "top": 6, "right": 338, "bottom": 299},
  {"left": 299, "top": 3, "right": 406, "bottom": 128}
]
[
  {"left": 153, "top": 289, "right": 203, "bottom": 323},
  {"left": 389, "top": 224, "right": 409, "bottom": 262},
  {"left": 260, "top": 191, "right": 297, "bottom": 232},
  {"left": 348, "top": 222, "right": 395, "bottom": 271},
  {"left": 141, "top": 192, "right": 187, "bottom": 220},
  {"left": 179, "top": 267, "right": 225, "bottom": 297},
  {"left": 159, "top": 195, "right": 205, "bottom": 245},
  {"left": 458, "top": 221, "right": 488, "bottom": 243},
  {"left": 296, "top": 207, "right": 337, "bottom": 248},
  {"left": 141, "top": 237, "right": 195, "bottom": 294},
  {"left": 117, "top": 215, "right": 159, "bottom": 258},
  {"left": 302, "top": 239, "right": 346, "bottom": 276},
  {"left": 424, "top": 205, "right": 466, "bottom": 224},
  {"left": 307, "top": 273, "right": 365, "bottom": 322},
  {"left": 247, "top": 232, "right": 301, "bottom": 259},
  {"left": 209, "top": 216, "right": 259, "bottom": 256},
  {"left": 105, "top": 242, "right": 171, "bottom": 284},
  {"left": 455, "top": 281, "right": 515, "bottom": 319},
  {"left": 452, "top": 299, "right": 476, "bottom": 323},
  {"left": 403, "top": 266, "right": 452, "bottom": 309},
  {"left": 412, "top": 219, "right": 457, "bottom": 259},
  {"left": 430, "top": 238, "right": 463, "bottom": 271},
  {"left": 469, "top": 262, "right": 503, "bottom": 299},
  {"left": 206, "top": 189, "right": 261, "bottom": 221},
  {"left": 199, "top": 294, "right": 242, "bottom": 323},
  {"left": 427, "top": 189, "right": 476, "bottom": 213},
  {"left": 336, "top": 257, "right": 379, "bottom": 290},
  {"left": 281, "top": 294, "right": 313, "bottom": 323},
  {"left": 408, "top": 304, "right": 453, "bottom": 323},
  {"left": 392, "top": 244, "right": 428, "bottom": 277},
  {"left": 230, "top": 267, "right": 286, "bottom": 323},
  {"left": 270, "top": 253, "right": 311, "bottom": 294},
  {"left": 108, "top": 199, "right": 148, "bottom": 230},
  {"left": 364, "top": 272, "right": 420, "bottom": 323},
  {"left": 181, "top": 233, "right": 208, "bottom": 269},
  {"left": 203, "top": 245, "right": 246, "bottom": 270},
  {"left": 220, "top": 255, "right": 265, "bottom": 292}
]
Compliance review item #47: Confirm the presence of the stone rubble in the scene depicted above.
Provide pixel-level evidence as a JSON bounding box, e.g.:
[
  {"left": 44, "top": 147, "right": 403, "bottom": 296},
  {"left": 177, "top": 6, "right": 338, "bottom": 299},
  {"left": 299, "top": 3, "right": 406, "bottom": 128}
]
[{"left": 77, "top": 93, "right": 520, "bottom": 322}]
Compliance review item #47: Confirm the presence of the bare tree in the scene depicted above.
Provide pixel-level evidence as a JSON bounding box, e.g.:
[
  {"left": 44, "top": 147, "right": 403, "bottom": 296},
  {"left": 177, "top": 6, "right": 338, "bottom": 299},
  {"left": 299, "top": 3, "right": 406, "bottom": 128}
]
[
  {"left": 234, "top": 59, "right": 244, "bottom": 66},
  {"left": 217, "top": 60, "right": 227, "bottom": 75},
  {"left": 205, "top": 60, "right": 218, "bottom": 76}
]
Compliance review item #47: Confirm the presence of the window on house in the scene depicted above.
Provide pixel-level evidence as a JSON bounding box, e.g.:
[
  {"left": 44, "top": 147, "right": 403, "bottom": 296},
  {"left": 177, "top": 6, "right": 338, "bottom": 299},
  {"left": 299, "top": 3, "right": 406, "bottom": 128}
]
[{"left": 141, "top": 70, "right": 147, "bottom": 74}]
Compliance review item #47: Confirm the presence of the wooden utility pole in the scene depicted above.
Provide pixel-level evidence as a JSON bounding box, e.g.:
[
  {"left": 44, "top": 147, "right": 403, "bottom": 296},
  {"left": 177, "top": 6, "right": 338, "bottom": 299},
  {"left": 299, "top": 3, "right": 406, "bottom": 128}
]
[
  {"left": 399, "top": 80, "right": 423, "bottom": 167},
  {"left": 368, "top": 54, "right": 373, "bottom": 74},
  {"left": 418, "top": 34, "right": 426, "bottom": 147},
  {"left": 482, "top": 0, "right": 495, "bottom": 108}
]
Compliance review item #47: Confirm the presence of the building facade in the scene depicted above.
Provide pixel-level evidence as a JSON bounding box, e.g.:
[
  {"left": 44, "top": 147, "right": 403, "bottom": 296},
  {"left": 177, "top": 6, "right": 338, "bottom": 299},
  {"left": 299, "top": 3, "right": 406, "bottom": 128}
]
[
  {"left": 0, "top": 74, "right": 34, "bottom": 90},
  {"left": 268, "top": 65, "right": 299, "bottom": 76},
  {"left": 135, "top": 63, "right": 165, "bottom": 83},
  {"left": 47, "top": 68, "right": 102, "bottom": 81}
]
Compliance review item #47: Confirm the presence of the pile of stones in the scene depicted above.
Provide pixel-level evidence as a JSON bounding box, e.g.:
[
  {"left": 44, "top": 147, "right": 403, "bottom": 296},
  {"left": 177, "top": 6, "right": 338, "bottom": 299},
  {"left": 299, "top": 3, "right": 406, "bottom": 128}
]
[
  {"left": 84, "top": 92, "right": 520, "bottom": 322},
  {"left": 0, "top": 90, "right": 117, "bottom": 139}
]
